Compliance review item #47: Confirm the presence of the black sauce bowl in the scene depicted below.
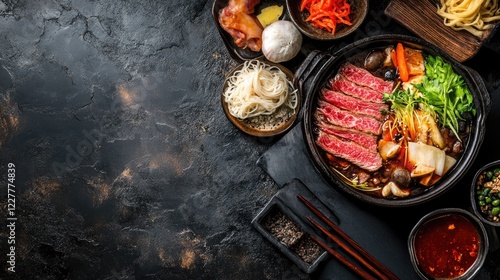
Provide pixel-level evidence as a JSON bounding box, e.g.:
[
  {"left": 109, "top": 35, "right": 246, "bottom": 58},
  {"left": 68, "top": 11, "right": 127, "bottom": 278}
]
[{"left": 408, "top": 208, "right": 489, "bottom": 280}]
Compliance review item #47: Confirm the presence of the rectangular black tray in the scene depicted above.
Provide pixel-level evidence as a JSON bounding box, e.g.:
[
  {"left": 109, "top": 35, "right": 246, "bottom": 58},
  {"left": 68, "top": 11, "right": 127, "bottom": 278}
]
[{"left": 251, "top": 179, "right": 331, "bottom": 273}]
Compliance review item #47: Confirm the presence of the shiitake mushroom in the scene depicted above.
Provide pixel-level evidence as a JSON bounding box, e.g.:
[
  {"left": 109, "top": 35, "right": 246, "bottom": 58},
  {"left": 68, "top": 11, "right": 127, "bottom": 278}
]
[
  {"left": 364, "top": 50, "right": 385, "bottom": 71},
  {"left": 391, "top": 167, "right": 412, "bottom": 188}
]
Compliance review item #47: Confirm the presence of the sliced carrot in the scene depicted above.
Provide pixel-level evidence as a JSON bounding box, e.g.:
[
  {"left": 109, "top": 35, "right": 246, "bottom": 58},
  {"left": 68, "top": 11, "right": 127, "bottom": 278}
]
[
  {"left": 301, "top": 0, "right": 313, "bottom": 11},
  {"left": 396, "top": 43, "right": 409, "bottom": 82},
  {"left": 300, "top": 0, "right": 352, "bottom": 36}
]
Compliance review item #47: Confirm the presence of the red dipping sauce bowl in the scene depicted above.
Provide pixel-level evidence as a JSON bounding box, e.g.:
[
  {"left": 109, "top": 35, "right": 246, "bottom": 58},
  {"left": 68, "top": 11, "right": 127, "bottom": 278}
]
[{"left": 408, "top": 208, "right": 489, "bottom": 280}]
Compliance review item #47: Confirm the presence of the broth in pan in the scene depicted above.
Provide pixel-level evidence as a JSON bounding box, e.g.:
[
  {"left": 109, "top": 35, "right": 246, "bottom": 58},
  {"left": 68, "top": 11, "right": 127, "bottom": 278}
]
[{"left": 313, "top": 42, "right": 475, "bottom": 199}]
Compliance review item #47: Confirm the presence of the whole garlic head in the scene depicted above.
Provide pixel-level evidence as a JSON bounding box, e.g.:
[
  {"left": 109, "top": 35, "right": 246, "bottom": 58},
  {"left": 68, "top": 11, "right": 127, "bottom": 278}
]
[{"left": 261, "top": 20, "right": 303, "bottom": 63}]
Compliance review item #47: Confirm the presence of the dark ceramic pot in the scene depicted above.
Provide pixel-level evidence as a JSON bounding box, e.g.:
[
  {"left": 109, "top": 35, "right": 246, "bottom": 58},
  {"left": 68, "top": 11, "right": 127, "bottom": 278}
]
[{"left": 296, "top": 34, "right": 491, "bottom": 207}]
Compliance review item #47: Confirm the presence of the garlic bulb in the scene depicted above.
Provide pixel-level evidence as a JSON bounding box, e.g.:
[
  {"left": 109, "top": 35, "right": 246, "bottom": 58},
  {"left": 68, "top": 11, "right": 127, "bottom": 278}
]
[{"left": 261, "top": 20, "right": 303, "bottom": 63}]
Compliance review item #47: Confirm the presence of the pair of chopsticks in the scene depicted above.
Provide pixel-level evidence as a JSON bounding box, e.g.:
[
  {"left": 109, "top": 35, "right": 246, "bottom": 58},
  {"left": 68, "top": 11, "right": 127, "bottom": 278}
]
[{"left": 297, "top": 195, "right": 399, "bottom": 280}]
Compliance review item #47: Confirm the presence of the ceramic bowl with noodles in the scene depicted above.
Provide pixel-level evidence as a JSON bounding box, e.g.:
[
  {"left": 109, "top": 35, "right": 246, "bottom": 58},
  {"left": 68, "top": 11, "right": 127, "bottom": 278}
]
[{"left": 221, "top": 59, "right": 301, "bottom": 137}]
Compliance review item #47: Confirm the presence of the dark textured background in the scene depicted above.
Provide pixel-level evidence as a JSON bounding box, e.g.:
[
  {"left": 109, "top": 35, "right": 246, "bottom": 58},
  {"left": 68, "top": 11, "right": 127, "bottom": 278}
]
[{"left": 0, "top": 0, "right": 499, "bottom": 279}]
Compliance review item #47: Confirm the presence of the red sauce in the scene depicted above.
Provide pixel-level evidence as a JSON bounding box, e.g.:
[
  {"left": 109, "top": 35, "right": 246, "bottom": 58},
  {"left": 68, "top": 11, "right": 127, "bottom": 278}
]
[{"left": 414, "top": 214, "right": 480, "bottom": 278}]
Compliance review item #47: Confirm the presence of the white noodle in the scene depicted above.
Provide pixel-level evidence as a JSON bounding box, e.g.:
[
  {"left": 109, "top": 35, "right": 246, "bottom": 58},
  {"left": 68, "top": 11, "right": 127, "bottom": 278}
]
[
  {"left": 437, "top": 0, "right": 500, "bottom": 37},
  {"left": 223, "top": 60, "right": 298, "bottom": 119}
]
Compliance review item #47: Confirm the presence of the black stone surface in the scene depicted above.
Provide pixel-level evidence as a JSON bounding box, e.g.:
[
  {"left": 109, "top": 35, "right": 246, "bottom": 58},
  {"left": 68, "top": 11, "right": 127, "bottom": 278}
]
[{"left": 0, "top": 0, "right": 499, "bottom": 279}]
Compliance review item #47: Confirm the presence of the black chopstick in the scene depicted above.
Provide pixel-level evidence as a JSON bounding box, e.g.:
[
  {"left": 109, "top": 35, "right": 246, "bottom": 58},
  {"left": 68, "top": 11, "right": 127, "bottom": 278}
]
[{"left": 298, "top": 194, "right": 399, "bottom": 280}]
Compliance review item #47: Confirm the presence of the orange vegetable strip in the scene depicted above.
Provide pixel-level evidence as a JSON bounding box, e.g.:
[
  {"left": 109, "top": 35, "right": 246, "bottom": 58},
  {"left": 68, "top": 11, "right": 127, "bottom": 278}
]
[
  {"left": 301, "top": 0, "right": 313, "bottom": 11},
  {"left": 396, "top": 43, "right": 409, "bottom": 82},
  {"left": 300, "top": 0, "right": 352, "bottom": 36}
]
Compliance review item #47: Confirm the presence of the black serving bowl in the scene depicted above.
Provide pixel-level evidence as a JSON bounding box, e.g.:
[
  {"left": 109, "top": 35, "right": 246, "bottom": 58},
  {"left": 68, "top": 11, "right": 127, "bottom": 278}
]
[
  {"left": 212, "top": 0, "right": 286, "bottom": 61},
  {"left": 408, "top": 208, "right": 489, "bottom": 279},
  {"left": 471, "top": 159, "right": 500, "bottom": 227},
  {"left": 296, "top": 34, "right": 491, "bottom": 207},
  {"left": 286, "top": 0, "right": 368, "bottom": 41}
]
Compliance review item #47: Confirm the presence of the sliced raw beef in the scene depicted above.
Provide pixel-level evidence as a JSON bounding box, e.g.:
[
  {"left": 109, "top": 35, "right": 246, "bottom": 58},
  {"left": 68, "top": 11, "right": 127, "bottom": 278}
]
[
  {"left": 330, "top": 75, "right": 385, "bottom": 104},
  {"left": 315, "top": 117, "right": 378, "bottom": 152},
  {"left": 317, "top": 101, "right": 382, "bottom": 135},
  {"left": 316, "top": 131, "right": 383, "bottom": 171},
  {"left": 321, "top": 89, "right": 388, "bottom": 120},
  {"left": 338, "top": 63, "right": 394, "bottom": 94}
]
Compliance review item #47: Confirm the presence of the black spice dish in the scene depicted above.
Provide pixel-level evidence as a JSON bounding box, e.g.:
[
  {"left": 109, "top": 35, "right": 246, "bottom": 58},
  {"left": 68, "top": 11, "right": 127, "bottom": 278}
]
[
  {"left": 296, "top": 34, "right": 491, "bottom": 207},
  {"left": 471, "top": 159, "right": 500, "bottom": 227},
  {"left": 252, "top": 196, "right": 328, "bottom": 273},
  {"left": 260, "top": 205, "right": 324, "bottom": 263}
]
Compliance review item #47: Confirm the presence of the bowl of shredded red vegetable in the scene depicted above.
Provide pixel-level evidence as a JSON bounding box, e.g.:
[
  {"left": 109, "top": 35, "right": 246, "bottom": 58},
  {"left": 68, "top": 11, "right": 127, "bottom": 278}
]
[{"left": 286, "top": 0, "right": 368, "bottom": 40}]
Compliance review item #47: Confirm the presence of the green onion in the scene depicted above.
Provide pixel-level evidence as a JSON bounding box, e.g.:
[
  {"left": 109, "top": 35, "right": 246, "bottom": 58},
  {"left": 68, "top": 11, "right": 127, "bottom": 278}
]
[{"left": 330, "top": 167, "right": 381, "bottom": 192}]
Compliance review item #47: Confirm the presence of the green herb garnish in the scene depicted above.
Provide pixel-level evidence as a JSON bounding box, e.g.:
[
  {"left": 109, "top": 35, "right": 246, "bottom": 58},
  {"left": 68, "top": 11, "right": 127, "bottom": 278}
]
[
  {"left": 384, "top": 86, "right": 425, "bottom": 129},
  {"left": 414, "top": 55, "right": 476, "bottom": 139}
]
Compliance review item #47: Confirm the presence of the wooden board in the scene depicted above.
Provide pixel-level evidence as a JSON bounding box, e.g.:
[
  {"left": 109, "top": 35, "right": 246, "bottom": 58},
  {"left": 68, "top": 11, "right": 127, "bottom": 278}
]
[{"left": 385, "top": 0, "right": 498, "bottom": 62}]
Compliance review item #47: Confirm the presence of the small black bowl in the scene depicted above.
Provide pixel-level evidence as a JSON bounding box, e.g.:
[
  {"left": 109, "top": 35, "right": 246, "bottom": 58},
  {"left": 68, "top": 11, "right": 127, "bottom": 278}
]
[
  {"left": 408, "top": 208, "right": 489, "bottom": 280},
  {"left": 471, "top": 159, "right": 500, "bottom": 227},
  {"left": 286, "top": 0, "right": 368, "bottom": 41},
  {"left": 212, "top": 0, "right": 286, "bottom": 61}
]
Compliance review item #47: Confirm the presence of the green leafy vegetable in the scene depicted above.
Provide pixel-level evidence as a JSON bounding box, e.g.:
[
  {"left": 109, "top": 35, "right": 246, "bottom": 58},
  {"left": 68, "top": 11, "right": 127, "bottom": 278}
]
[
  {"left": 384, "top": 55, "right": 475, "bottom": 140},
  {"left": 414, "top": 55, "right": 475, "bottom": 138}
]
